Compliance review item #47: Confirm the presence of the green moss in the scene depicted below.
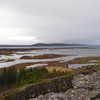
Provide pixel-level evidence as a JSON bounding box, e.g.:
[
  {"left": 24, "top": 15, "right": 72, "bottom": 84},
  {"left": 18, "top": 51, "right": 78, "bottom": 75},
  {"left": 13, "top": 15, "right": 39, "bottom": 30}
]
[
  {"left": 67, "top": 85, "right": 73, "bottom": 89},
  {"left": 1, "top": 84, "right": 28, "bottom": 99},
  {"left": 59, "top": 83, "right": 65, "bottom": 87},
  {"left": 88, "top": 87, "right": 96, "bottom": 90},
  {"left": 50, "top": 85, "right": 56, "bottom": 87},
  {"left": 67, "top": 93, "right": 75, "bottom": 97},
  {"left": 42, "top": 90, "right": 48, "bottom": 94}
]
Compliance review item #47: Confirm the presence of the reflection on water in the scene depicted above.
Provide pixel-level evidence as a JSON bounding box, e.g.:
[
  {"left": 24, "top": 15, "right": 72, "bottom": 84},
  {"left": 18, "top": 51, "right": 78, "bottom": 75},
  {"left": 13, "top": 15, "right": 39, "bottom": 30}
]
[
  {"left": 68, "top": 63, "right": 98, "bottom": 69},
  {"left": 88, "top": 60, "right": 97, "bottom": 62}
]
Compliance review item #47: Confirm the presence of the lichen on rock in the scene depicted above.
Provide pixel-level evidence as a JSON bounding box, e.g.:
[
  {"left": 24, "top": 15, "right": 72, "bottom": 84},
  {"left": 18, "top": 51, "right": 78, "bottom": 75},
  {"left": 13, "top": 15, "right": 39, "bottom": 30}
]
[{"left": 30, "top": 71, "right": 100, "bottom": 100}]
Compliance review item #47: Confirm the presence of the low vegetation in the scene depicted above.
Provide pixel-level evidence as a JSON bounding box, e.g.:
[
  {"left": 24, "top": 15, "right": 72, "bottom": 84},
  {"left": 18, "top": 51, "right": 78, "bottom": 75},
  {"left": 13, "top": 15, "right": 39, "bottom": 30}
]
[
  {"left": 66, "top": 56, "right": 100, "bottom": 64},
  {"left": 0, "top": 63, "right": 100, "bottom": 99},
  {"left": 0, "top": 66, "right": 70, "bottom": 93},
  {"left": 47, "top": 66, "right": 73, "bottom": 73},
  {"left": 0, "top": 51, "right": 13, "bottom": 56}
]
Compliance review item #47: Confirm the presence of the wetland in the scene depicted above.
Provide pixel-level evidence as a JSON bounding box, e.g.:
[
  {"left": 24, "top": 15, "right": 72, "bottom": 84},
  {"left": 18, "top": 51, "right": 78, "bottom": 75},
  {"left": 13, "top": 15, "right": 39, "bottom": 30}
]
[
  {"left": 0, "top": 45, "right": 100, "bottom": 99},
  {"left": 0, "top": 46, "right": 100, "bottom": 69}
]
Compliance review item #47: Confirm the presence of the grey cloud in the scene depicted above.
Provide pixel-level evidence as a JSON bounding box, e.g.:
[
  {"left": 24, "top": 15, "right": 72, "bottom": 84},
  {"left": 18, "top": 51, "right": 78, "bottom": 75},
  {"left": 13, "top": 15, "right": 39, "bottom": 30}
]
[{"left": 0, "top": 0, "right": 100, "bottom": 45}]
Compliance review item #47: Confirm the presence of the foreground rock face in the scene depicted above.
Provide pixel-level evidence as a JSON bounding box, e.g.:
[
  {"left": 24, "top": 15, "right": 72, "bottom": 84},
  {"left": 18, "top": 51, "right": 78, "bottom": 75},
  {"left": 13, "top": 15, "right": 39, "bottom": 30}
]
[{"left": 30, "top": 71, "right": 100, "bottom": 100}]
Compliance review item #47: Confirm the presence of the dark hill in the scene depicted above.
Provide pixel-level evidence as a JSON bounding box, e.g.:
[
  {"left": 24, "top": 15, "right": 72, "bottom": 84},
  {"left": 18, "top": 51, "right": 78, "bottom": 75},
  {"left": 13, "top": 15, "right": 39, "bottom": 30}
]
[{"left": 32, "top": 43, "right": 84, "bottom": 46}]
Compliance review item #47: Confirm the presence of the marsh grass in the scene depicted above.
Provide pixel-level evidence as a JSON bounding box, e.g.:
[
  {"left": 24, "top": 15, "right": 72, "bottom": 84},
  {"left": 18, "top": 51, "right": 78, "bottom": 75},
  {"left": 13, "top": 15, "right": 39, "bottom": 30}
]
[{"left": 66, "top": 56, "right": 100, "bottom": 64}]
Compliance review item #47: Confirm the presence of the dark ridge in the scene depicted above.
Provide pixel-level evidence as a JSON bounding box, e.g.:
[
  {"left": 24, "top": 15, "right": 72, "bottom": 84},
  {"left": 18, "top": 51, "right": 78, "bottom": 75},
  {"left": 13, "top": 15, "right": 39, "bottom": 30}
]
[{"left": 32, "top": 43, "right": 85, "bottom": 46}]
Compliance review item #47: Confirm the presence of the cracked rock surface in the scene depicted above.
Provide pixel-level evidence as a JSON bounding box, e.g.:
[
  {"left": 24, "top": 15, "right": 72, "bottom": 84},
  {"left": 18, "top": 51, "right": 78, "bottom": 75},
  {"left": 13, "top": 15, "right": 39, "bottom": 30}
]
[{"left": 30, "top": 71, "right": 100, "bottom": 100}]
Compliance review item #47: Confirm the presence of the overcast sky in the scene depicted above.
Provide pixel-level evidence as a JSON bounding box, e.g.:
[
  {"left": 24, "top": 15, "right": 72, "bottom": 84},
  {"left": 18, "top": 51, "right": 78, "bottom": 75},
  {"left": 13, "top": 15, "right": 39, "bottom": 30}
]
[{"left": 0, "top": 0, "right": 100, "bottom": 45}]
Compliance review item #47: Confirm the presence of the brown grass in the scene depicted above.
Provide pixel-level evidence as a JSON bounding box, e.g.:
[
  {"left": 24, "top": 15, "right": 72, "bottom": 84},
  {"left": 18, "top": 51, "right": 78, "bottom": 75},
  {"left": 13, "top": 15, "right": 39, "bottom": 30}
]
[
  {"left": 47, "top": 66, "right": 73, "bottom": 73},
  {"left": 20, "top": 54, "right": 68, "bottom": 59},
  {"left": 65, "top": 56, "right": 100, "bottom": 64},
  {"left": 0, "top": 61, "right": 63, "bottom": 70}
]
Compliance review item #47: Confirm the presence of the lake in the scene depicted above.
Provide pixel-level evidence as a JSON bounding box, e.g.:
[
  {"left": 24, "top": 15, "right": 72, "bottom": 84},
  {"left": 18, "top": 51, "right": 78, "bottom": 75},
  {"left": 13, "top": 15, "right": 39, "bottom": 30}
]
[{"left": 0, "top": 45, "right": 100, "bottom": 69}]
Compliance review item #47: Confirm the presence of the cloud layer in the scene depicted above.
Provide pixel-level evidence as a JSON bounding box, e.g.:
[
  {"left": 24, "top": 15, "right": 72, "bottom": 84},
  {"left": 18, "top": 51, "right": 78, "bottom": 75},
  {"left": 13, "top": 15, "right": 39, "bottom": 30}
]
[{"left": 0, "top": 0, "right": 100, "bottom": 45}]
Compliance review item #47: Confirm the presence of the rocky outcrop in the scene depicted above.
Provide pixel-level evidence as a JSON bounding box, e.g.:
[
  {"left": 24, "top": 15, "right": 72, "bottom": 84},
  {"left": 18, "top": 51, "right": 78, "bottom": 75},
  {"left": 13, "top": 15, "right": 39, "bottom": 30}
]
[
  {"left": 30, "top": 71, "right": 100, "bottom": 100},
  {"left": 0, "top": 69, "right": 99, "bottom": 100}
]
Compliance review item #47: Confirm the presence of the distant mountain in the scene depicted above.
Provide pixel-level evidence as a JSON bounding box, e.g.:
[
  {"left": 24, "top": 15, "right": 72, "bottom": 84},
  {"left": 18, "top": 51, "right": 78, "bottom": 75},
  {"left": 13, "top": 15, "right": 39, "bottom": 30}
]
[{"left": 32, "top": 43, "right": 85, "bottom": 46}]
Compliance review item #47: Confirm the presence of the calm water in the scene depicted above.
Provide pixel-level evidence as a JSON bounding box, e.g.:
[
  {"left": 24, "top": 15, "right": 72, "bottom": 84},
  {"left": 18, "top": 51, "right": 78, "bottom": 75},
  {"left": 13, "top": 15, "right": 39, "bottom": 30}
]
[{"left": 0, "top": 45, "right": 100, "bottom": 68}]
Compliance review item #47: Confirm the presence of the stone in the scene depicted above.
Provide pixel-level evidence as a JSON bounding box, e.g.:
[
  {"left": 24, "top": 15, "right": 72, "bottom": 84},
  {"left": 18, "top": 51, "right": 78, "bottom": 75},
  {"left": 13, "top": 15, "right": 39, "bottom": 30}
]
[{"left": 30, "top": 71, "right": 100, "bottom": 100}]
